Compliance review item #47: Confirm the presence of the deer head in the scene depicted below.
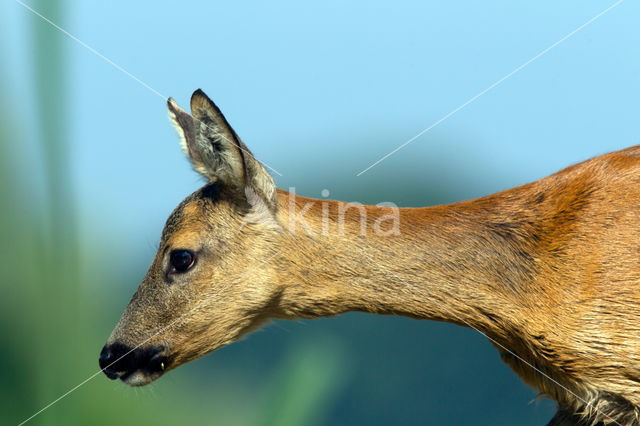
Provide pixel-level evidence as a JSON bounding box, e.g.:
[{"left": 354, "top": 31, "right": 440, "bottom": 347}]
[{"left": 99, "top": 90, "right": 282, "bottom": 386}]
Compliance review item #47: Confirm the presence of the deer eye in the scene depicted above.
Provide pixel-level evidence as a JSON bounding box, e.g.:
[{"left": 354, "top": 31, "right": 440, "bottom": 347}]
[{"left": 169, "top": 249, "right": 195, "bottom": 273}]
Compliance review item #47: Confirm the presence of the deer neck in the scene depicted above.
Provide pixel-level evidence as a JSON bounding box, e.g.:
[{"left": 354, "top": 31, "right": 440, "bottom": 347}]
[{"left": 272, "top": 188, "right": 538, "bottom": 337}]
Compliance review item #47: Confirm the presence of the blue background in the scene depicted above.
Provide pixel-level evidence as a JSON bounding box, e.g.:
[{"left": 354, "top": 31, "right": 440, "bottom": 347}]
[{"left": 1, "top": 1, "right": 638, "bottom": 425}]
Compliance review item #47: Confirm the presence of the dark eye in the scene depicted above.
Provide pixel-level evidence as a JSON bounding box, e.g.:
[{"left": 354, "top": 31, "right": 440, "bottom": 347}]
[{"left": 169, "top": 249, "right": 195, "bottom": 273}]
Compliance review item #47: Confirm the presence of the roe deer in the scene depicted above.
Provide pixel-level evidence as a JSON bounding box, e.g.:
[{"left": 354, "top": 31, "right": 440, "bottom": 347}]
[{"left": 100, "top": 89, "right": 640, "bottom": 426}]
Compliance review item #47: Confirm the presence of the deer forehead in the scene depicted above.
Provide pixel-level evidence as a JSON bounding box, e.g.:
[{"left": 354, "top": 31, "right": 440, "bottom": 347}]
[
  {"left": 161, "top": 195, "right": 244, "bottom": 249},
  {"left": 166, "top": 228, "right": 207, "bottom": 248},
  {"left": 161, "top": 199, "right": 209, "bottom": 243},
  {"left": 180, "top": 201, "right": 203, "bottom": 219}
]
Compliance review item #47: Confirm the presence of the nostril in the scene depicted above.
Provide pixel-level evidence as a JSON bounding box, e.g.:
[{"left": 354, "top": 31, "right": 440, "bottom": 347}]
[
  {"left": 99, "top": 345, "right": 119, "bottom": 380},
  {"left": 148, "top": 354, "right": 169, "bottom": 374},
  {"left": 99, "top": 342, "right": 137, "bottom": 380}
]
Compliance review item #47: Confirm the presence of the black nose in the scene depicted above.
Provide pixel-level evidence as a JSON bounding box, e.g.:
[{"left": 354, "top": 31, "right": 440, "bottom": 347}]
[{"left": 99, "top": 343, "right": 167, "bottom": 380}]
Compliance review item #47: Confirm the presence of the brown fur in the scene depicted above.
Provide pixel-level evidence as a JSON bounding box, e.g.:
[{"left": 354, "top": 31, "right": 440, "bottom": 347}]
[{"left": 107, "top": 90, "right": 640, "bottom": 426}]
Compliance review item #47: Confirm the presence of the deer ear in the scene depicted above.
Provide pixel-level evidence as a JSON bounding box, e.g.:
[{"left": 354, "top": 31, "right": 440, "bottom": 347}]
[{"left": 167, "top": 90, "right": 277, "bottom": 210}]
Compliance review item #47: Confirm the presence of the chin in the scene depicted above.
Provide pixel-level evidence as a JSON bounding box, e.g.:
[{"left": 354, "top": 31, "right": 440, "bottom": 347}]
[{"left": 121, "top": 371, "right": 162, "bottom": 387}]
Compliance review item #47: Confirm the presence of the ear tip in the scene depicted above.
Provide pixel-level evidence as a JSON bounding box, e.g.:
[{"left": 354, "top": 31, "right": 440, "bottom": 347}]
[
  {"left": 190, "top": 88, "right": 221, "bottom": 115},
  {"left": 191, "top": 88, "right": 209, "bottom": 103},
  {"left": 167, "top": 97, "right": 187, "bottom": 118}
]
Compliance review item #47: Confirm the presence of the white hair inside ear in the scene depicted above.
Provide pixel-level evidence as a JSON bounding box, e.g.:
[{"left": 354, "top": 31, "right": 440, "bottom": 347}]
[
  {"left": 241, "top": 186, "right": 282, "bottom": 231},
  {"left": 167, "top": 99, "right": 190, "bottom": 157}
]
